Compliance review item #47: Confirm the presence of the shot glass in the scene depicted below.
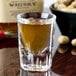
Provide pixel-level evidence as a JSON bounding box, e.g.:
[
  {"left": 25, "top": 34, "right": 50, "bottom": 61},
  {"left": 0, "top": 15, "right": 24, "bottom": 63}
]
[{"left": 17, "top": 12, "right": 56, "bottom": 72}]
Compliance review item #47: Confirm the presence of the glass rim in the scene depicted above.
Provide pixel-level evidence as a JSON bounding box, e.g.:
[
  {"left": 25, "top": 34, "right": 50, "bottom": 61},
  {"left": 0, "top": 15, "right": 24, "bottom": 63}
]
[{"left": 17, "top": 12, "right": 56, "bottom": 24}]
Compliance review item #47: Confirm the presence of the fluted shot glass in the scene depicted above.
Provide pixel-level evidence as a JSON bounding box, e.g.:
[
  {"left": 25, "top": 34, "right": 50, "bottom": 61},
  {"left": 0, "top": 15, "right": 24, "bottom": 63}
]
[{"left": 17, "top": 12, "right": 56, "bottom": 72}]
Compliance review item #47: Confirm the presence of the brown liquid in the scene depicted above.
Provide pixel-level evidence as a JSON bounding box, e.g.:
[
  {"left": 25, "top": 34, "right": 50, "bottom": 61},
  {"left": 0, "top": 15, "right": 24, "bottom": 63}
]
[{"left": 20, "top": 23, "right": 51, "bottom": 54}]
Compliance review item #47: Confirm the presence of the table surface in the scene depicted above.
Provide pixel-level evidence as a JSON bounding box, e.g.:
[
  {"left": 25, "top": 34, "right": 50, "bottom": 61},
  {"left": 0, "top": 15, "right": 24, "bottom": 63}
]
[{"left": 0, "top": 23, "right": 76, "bottom": 76}]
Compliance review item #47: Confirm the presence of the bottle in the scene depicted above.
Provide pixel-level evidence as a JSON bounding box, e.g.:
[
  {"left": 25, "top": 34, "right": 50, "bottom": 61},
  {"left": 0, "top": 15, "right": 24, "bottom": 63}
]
[{"left": 0, "top": 0, "right": 43, "bottom": 33}]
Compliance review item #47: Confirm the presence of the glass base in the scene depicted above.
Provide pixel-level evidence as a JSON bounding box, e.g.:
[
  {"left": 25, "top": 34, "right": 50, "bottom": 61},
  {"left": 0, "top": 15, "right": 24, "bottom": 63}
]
[
  {"left": 20, "top": 68, "right": 53, "bottom": 76},
  {"left": 21, "top": 64, "right": 51, "bottom": 72},
  {"left": 19, "top": 46, "right": 52, "bottom": 72}
]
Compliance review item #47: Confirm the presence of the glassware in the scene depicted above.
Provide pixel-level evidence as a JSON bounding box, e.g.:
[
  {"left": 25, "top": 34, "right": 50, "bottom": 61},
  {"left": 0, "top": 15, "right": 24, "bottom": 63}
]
[{"left": 17, "top": 12, "right": 56, "bottom": 72}]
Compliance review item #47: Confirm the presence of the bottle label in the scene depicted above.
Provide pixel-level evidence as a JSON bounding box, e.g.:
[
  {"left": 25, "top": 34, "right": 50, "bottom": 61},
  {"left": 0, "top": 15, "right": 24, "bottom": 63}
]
[{"left": 0, "top": 0, "right": 43, "bottom": 23}]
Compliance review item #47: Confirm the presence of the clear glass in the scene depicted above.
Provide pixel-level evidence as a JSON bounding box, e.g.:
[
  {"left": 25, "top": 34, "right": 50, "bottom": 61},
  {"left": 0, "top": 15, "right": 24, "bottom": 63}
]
[{"left": 17, "top": 12, "right": 56, "bottom": 72}]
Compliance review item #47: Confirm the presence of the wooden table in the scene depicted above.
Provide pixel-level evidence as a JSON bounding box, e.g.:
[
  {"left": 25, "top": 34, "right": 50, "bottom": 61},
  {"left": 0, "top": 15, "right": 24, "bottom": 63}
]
[{"left": 0, "top": 24, "right": 76, "bottom": 76}]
